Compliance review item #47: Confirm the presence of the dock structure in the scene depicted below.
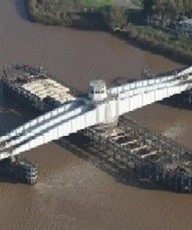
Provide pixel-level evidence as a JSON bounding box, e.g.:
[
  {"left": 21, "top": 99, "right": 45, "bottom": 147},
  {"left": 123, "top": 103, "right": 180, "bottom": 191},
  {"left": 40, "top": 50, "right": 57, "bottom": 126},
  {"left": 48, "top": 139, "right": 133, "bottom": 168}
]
[
  {"left": 1, "top": 64, "right": 192, "bottom": 189},
  {"left": 83, "top": 116, "right": 192, "bottom": 192}
]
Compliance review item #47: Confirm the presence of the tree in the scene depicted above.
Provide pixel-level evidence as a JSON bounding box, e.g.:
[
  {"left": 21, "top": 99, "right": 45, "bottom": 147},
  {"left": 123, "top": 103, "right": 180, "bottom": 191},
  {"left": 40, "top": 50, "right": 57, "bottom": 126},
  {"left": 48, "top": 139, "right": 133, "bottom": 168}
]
[
  {"left": 142, "top": 0, "right": 192, "bottom": 19},
  {"left": 142, "top": 0, "right": 154, "bottom": 16},
  {"left": 108, "top": 5, "right": 128, "bottom": 30}
]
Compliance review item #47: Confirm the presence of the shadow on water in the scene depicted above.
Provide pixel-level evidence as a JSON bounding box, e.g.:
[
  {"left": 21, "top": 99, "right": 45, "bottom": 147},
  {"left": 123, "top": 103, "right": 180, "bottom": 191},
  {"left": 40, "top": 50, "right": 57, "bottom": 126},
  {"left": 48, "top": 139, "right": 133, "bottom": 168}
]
[
  {"left": 157, "top": 92, "right": 192, "bottom": 111},
  {"left": 110, "top": 76, "right": 139, "bottom": 87},
  {"left": 14, "top": 0, "right": 29, "bottom": 21},
  {"left": 0, "top": 79, "right": 36, "bottom": 134},
  {"left": 0, "top": 173, "right": 19, "bottom": 185},
  {"left": 56, "top": 133, "right": 173, "bottom": 193}
]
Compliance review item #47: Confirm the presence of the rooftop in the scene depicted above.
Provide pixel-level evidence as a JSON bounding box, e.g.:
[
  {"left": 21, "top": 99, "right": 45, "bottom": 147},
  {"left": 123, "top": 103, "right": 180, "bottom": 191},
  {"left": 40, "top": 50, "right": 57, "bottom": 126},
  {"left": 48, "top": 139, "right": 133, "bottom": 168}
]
[{"left": 89, "top": 79, "right": 106, "bottom": 88}]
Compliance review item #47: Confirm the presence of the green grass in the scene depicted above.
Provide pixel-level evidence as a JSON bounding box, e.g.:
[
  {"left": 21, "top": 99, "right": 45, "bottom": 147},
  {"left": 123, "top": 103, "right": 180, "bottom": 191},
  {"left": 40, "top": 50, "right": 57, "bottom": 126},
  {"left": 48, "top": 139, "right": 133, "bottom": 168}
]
[
  {"left": 80, "top": 0, "right": 113, "bottom": 7},
  {"left": 127, "top": 18, "right": 192, "bottom": 54},
  {"left": 134, "top": 26, "right": 173, "bottom": 42},
  {"left": 131, "top": 0, "right": 141, "bottom": 6}
]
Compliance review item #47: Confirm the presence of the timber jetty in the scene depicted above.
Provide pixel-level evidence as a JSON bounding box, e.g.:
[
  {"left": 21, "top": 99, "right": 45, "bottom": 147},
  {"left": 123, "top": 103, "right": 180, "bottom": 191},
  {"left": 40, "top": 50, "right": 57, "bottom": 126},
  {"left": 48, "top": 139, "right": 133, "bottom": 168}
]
[{"left": 1, "top": 64, "right": 192, "bottom": 191}]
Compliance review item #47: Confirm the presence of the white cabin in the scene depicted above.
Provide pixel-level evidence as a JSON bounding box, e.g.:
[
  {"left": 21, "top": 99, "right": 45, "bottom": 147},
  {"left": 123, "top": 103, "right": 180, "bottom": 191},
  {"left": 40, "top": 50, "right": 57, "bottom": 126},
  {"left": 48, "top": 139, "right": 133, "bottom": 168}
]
[{"left": 88, "top": 80, "right": 107, "bottom": 102}]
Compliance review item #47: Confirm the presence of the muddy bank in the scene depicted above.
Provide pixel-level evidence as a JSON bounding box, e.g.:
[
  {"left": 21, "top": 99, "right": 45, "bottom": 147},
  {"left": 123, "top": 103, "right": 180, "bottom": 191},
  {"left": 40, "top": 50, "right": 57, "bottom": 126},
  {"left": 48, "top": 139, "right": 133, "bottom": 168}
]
[{"left": 113, "top": 29, "right": 192, "bottom": 65}]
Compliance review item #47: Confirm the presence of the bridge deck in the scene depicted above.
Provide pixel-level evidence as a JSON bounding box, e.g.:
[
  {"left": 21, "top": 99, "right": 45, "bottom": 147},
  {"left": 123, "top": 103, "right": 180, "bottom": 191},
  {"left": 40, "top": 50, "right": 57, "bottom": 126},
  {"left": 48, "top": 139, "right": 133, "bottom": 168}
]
[{"left": 1, "top": 64, "right": 192, "bottom": 191}]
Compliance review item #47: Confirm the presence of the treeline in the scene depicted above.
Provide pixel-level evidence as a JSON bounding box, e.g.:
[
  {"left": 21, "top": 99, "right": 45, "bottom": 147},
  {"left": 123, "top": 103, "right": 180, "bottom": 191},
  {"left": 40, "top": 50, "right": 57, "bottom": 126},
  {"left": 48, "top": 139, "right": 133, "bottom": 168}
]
[
  {"left": 143, "top": 0, "right": 192, "bottom": 18},
  {"left": 25, "top": 0, "right": 82, "bottom": 26},
  {"left": 25, "top": 0, "right": 128, "bottom": 30}
]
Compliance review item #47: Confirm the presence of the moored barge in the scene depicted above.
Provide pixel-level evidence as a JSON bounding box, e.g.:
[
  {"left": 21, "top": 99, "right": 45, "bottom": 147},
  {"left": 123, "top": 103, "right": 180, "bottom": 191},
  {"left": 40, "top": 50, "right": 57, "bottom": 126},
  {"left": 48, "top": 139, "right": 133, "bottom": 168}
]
[{"left": 1, "top": 64, "right": 76, "bottom": 185}]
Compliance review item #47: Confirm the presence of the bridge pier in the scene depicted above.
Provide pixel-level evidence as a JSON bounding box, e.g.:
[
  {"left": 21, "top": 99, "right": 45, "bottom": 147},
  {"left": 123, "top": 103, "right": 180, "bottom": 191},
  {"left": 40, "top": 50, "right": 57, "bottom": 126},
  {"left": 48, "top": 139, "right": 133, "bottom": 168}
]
[
  {"left": 83, "top": 115, "right": 192, "bottom": 193},
  {"left": 0, "top": 157, "right": 37, "bottom": 185}
]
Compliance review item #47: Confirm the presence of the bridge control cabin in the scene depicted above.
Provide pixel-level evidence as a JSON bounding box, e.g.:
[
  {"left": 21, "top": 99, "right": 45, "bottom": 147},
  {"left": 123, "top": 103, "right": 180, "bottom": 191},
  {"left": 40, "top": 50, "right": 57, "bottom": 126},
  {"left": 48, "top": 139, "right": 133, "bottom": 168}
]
[{"left": 88, "top": 80, "right": 107, "bottom": 102}]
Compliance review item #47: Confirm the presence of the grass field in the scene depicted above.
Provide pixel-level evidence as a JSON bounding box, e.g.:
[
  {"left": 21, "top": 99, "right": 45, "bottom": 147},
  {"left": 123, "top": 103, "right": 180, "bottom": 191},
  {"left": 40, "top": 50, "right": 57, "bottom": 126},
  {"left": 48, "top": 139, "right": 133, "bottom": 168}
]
[{"left": 80, "top": 0, "right": 113, "bottom": 7}]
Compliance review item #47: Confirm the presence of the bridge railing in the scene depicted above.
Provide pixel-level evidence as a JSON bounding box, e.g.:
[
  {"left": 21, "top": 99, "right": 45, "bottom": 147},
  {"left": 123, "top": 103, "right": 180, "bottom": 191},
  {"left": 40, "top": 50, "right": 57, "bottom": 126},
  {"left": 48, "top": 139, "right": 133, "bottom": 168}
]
[
  {"left": 0, "top": 68, "right": 192, "bottom": 160},
  {"left": 0, "top": 104, "right": 90, "bottom": 152},
  {"left": 119, "top": 76, "right": 192, "bottom": 100},
  {"left": 108, "top": 66, "right": 192, "bottom": 96},
  {"left": 117, "top": 80, "right": 192, "bottom": 115},
  {"left": 0, "top": 100, "right": 79, "bottom": 144},
  {"left": 108, "top": 74, "right": 176, "bottom": 95},
  {"left": 9, "top": 80, "right": 192, "bottom": 157}
]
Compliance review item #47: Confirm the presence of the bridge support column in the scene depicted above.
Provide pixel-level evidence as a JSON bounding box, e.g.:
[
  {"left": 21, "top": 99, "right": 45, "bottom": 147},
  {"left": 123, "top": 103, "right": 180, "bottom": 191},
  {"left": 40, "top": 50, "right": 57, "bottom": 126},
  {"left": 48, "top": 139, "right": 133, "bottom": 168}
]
[
  {"left": 188, "top": 89, "right": 192, "bottom": 104},
  {"left": 9, "top": 156, "right": 17, "bottom": 164}
]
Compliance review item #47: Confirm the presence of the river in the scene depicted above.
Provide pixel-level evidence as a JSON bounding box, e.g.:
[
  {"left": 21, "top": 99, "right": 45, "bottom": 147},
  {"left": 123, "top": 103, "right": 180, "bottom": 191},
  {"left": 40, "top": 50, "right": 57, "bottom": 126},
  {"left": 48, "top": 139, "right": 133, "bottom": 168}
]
[{"left": 0, "top": 0, "right": 192, "bottom": 230}]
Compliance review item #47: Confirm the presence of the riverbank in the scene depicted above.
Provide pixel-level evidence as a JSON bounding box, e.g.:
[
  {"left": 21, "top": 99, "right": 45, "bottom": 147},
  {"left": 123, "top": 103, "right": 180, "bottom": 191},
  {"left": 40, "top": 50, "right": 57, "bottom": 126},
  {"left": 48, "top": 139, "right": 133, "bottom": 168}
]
[
  {"left": 25, "top": 0, "right": 192, "bottom": 65},
  {"left": 113, "top": 26, "right": 192, "bottom": 65},
  {"left": 25, "top": 0, "right": 112, "bottom": 29}
]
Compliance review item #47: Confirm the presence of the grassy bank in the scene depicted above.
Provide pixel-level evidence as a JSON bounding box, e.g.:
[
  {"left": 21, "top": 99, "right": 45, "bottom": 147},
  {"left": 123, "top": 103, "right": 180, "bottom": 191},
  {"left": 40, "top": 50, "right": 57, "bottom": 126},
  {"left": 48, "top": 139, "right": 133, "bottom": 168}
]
[
  {"left": 25, "top": 0, "right": 129, "bottom": 30},
  {"left": 80, "top": 0, "right": 113, "bottom": 7},
  {"left": 115, "top": 26, "right": 192, "bottom": 64},
  {"left": 25, "top": 0, "right": 113, "bottom": 28},
  {"left": 25, "top": 0, "right": 192, "bottom": 64}
]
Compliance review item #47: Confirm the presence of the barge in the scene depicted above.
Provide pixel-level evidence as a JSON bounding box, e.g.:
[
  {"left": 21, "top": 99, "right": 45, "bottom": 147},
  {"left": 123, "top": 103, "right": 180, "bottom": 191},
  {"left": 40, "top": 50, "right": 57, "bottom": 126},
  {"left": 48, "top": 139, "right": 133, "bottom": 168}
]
[
  {"left": 1, "top": 64, "right": 77, "bottom": 185},
  {"left": 2, "top": 64, "right": 76, "bottom": 112}
]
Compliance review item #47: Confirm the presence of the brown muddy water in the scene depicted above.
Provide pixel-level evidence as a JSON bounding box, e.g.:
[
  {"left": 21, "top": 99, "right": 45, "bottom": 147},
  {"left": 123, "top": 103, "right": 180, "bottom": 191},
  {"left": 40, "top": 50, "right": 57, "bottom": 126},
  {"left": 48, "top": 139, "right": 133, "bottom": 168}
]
[{"left": 0, "top": 1, "right": 192, "bottom": 230}]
